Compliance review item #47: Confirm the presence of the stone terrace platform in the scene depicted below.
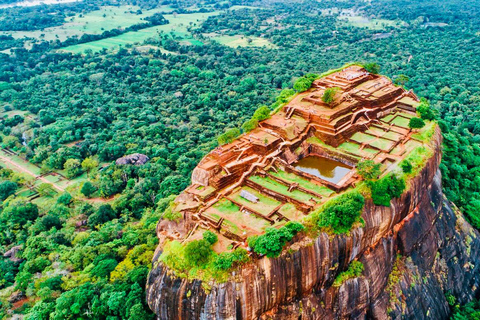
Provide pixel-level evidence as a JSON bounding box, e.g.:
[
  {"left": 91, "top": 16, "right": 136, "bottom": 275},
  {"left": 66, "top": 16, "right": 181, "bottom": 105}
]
[{"left": 159, "top": 65, "right": 425, "bottom": 252}]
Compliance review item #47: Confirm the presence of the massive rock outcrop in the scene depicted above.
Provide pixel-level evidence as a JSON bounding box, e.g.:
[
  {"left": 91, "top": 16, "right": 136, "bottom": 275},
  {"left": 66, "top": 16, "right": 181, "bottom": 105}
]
[{"left": 146, "top": 128, "right": 480, "bottom": 319}]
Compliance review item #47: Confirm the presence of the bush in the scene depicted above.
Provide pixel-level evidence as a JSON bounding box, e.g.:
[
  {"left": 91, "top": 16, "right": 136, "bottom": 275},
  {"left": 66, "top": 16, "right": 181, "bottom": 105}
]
[
  {"left": 369, "top": 174, "right": 406, "bottom": 206},
  {"left": 184, "top": 239, "right": 213, "bottom": 267},
  {"left": 363, "top": 62, "right": 380, "bottom": 74},
  {"left": 357, "top": 160, "right": 381, "bottom": 180},
  {"left": 57, "top": 192, "right": 73, "bottom": 205},
  {"left": 213, "top": 248, "right": 249, "bottom": 271},
  {"left": 248, "top": 222, "right": 304, "bottom": 258},
  {"left": 88, "top": 204, "right": 116, "bottom": 227},
  {"left": 293, "top": 74, "right": 318, "bottom": 92},
  {"left": 81, "top": 181, "right": 96, "bottom": 198},
  {"left": 0, "top": 180, "right": 17, "bottom": 201},
  {"left": 416, "top": 99, "right": 435, "bottom": 121},
  {"left": 203, "top": 230, "right": 218, "bottom": 245},
  {"left": 322, "top": 87, "right": 339, "bottom": 105},
  {"left": 409, "top": 117, "right": 425, "bottom": 130},
  {"left": 217, "top": 128, "right": 241, "bottom": 145},
  {"left": 333, "top": 260, "right": 364, "bottom": 286},
  {"left": 252, "top": 105, "right": 271, "bottom": 121},
  {"left": 400, "top": 160, "right": 413, "bottom": 174},
  {"left": 241, "top": 119, "right": 258, "bottom": 133},
  {"left": 316, "top": 191, "right": 365, "bottom": 234}
]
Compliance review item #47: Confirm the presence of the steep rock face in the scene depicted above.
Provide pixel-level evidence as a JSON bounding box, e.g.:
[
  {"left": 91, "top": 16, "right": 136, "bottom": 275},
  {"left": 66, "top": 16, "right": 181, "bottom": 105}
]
[{"left": 146, "top": 130, "right": 480, "bottom": 319}]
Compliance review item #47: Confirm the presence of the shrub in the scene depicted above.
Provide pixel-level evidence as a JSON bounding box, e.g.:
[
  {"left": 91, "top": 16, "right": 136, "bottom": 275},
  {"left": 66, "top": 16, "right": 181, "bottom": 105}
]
[
  {"left": 293, "top": 74, "right": 318, "bottom": 92},
  {"left": 0, "top": 180, "right": 17, "bottom": 201},
  {"left": 363, "top": 62, "right": 380, "bottom": 74},
  {"left": 333, "top": 260, "right": 364, "bottom": 286},
  {"left": 316, "top": 191, "right": 365, "bottom": 234},
  {"left": 81, "top": 181, "right": 96, "bottom": 198},
  {"left": 369, "top": 174, "right": 406, "bottom": 206},
  {"left": 57, "top": 192, "right": 73, "bottom": 205},
  {"left": 241, "top": 119, "right": 258, "bottom": 133},
  {"left": 416, "top": 99, "right": 435, "bottom": 121},
  {"left": 322, "top": 87, "right": 339, "bottom": 105},
  {"left": 184, "top": 239, "right": 213, "bottom": 267},
  {"left": 408, "top": 117, "right": 425, "bottom": 130},
  {"left": 217, "top": 128, "right": 241, "bottom": 145},
  {"left": 248, "top": 222, "right": 304, "bottom": 258},
  {"left": 203, "top": 230, "right": 218, "bottom": 245},
  {"left": 400, "top": 160, "right": 413, "bottom": 174},
  {"left": 357, "top": 160, "right": 381, "bottom": 180},
  {"left": 252, "top": 105, "right": 271, "bottom": 121},
  {"left": 88, "top": 204, "right": 116, "bottom": 227},
  {"left": 213, "top": 248, "right": 249, "bottom": 271}
]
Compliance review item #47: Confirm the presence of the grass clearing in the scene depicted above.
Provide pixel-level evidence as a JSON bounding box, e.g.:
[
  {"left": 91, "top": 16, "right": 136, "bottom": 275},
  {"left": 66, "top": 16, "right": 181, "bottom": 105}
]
[
  {"left": 383, "top": 131, "right": 403, "bottom": 141},
  {"left": 339, "top": 14, "right": 403, "bottom": 30},
  {"left": 351, "top": 132, "right": 375, "bottom": 144},
  {"left": 391, "top": 116, "right": 410, "bottom": 128},
  {"left": 205, "top": 34, "right": 276, "bottom": 48},
  {"left": 231, "top": 186, "right": 280, "bottom": 215},
  {"left": 380, "top": 113, "right": 396, "bottom": 123},
  {"left": 2, "top": 5, "right": 176, "bottom": 42},
  {"left": 369, "top": 137, "right": 395, "bottom": 151},
  {"left": 278, "top": 203, "right": 302, "bottom": 221},
  {"left": 61, "top": 11, "right": 219, "bottom": 53},
  {"left": 412, "top": 121, "right": 436, "bottom": 142},
  {"left": 249, "top": 175, "right": 320, "bottom": 204},
  {"left": 270, "top": 170, "right": 334, "bottom": 197}
]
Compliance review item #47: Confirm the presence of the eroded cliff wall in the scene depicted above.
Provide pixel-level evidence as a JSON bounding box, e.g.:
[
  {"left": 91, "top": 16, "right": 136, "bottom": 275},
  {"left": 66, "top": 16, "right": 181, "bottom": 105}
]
[{"left": 147, "top": 130, "right": 480, "bottom": 319}]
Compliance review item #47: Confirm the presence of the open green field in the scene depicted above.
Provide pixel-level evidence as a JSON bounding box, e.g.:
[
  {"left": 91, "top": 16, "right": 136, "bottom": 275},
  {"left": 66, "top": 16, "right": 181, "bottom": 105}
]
[
  {"left": 230, "top": 186, "right": 280, "bottom": 215},
  {"left": 209, "top": 198, "right": 271, "bottom": 235},
  {"left": 391, "top": 116, "right": 410, "bottom": 128},
  {"left": 62, "top": 11, "right": 219, "bottom": 53},
  {"left": 0, "top": 149, "right": 42, "bottom": 176},
  {"left": 369, "top": 137, "right": 395, "bottom": 151},
  {"left": 338, "top": 14, "right": 404, "bottom": 30},
  {"left": 1, "top": 5, "right": 175, "bottom": 42},
  {"left": 205, "top": 34, "right": 276, "bottom": 48},
  {"left": 249, "top": 175, "right": 320, "bottom": 204},
  {"left": 383, "top": 131, "right": 403, "bottom": 141},
  {"left": 339, "top": 142, "right": 377, "bottom": 158},
  {"left": 380, "top": 113, "right": 396, "bottom": 123},
  {"left": 278, "top": 203, "right": 302, "bottom": 221},
  {"left": 351, "top": 132, "right": 375, "bottom": 144},
  {"left": 270, "top": 170, "right": 334, "bottom": 197}
]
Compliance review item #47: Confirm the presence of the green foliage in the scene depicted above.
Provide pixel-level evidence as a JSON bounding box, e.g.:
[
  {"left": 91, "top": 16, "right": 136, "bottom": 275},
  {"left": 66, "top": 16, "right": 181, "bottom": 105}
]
[
  {"left": 333, "top": 260, "right": 364, "bottom": 286},
  {"left": 315, "top": 191, "right": 365, "bottom": 234},
  {"left": 57, "top": 192, "right": 73, "bottom": 205},
  {"left": 0, "top": 180, "right": 17, "bottom": 201},
  {"left": 217, "top": 128, "right": 241, "bottom": 145},
  {"left": 241, "top": 119, "right": 258, "bottom": 132},
  {"left": 252, "top": 105, "right": 271, "bottom": 121},
  {"left": 88, "top": 204, "right": 116, "bottom": 228},
  {"left": 213, "top": 248, "right": 249, "bottom": 271},
  {"left": 369, "top": 174, "right": 406, "bottom": 206},
  {"left": 63, "top": 158, "right": 83, "bottom": 179},
  {"left": 81, "top": 181, "right": 96, "bottom": 198},
  {"left": 184, "top": 239, "right": 213, "bottom": 267},
  {"left": 452, "top": 299, "right": 480, "bottom": 320},
  {"left": 293, "top": 74, "right": 318, "bottom": 92},
  {"left": 363, "top": 62, "right": 380, "bottom": 74},
  {"left": 356, "top": 160, "right": 381, "bottom": 180},
  {"left": 248, "top": 221, "right": 304, "bottom": 258},
  {"left": 203, "top": 230, "right": 218, "bottom": 245},
  {"left": 400, "top": 160, "right": 413, "bottom": 174},
  {"left": 416, "top": 99, "right": 436, "bottom": 121},
  {"left": 409, "top": 117, "right": 426, "bottom": 129},
  {"left": 322, "top": 87, "right": 339, "bottom": 105}
]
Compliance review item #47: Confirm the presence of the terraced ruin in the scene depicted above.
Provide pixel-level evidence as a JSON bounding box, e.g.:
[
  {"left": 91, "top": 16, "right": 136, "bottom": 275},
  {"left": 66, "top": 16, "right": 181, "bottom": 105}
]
[{"left": 160, "top": 65, "right": 428, "bottom": 252}]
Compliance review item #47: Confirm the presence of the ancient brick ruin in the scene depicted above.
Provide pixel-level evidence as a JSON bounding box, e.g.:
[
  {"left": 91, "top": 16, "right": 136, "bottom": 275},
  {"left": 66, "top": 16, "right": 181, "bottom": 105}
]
[{"left": 159, "top": 65, "right": 423, "bottom": 252}]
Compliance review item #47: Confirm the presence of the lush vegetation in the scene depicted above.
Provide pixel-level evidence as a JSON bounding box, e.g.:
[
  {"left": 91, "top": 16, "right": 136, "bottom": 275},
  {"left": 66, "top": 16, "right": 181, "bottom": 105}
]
[
  {"left": 0, "top": 0, "right": 479, "bottom": 316},
  {"left": 311, "top": 191, "right": 365, "bottom": 234},
  {"left": 333, "top": 260, "right": 364, "bottom": 287},
  {"left": 247, "top": 221, "right": 304, "bottom": 258}
]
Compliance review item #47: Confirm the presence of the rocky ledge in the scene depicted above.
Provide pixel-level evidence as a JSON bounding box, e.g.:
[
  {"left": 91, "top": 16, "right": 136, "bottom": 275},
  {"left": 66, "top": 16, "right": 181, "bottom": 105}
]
[{"left": 146, "top": 128, "right": 480, "bottom": 319}]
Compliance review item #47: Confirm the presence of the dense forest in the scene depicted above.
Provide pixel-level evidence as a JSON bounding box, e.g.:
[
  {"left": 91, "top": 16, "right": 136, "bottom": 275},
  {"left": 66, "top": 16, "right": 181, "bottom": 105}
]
[{"left": 0, "top": 0, "right": 480, "bottom": 318}]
